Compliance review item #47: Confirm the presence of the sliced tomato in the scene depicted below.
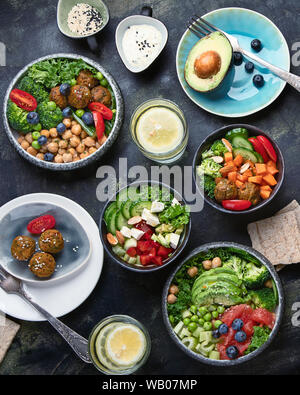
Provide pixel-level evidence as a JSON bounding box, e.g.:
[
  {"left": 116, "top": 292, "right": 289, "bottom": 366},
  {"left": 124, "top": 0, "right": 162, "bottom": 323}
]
[
  {"left": 140, "top": 255, "right": 152, "bottom": 266},
  {"left": 157, "top": 245, "right": 173, "bottom": 259},
  {"left": 92, "top": 111, "right": 105, "bottom": 141},
  {"left": 148, "top": 247, "right": 157, "bottom": 259},
  {"left": 235, "top": 338, "right": 251, "bottom": 355},
  {"left": 251, "top": 308, "right": 275, "bottom": 329},
  {"left": 137, "top": 240, "right": 153, "bottom": 254},
  {"left": 27, "top": 215, "right": 56, "bottom": 234},
  {"left": 88, "top": 102, "right": 113, "bottom": 120},
  {"left": 126, "top": 247, "right": 137, "bottom": 257},
  {"left": 10, "top": 89, "right": 37, "bottom": 111},
  {"left": 222, "top": 200, "right": 252, "bottom": 211}
]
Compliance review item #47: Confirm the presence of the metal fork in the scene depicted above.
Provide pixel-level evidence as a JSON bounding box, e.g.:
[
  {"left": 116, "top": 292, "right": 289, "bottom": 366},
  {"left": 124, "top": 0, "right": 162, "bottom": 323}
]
[
  {"left": 0, "top": 267, "right": 91, "bottom": 363},
  {"left": 188, "top": 16, "right": 300, "bottom": 92}
]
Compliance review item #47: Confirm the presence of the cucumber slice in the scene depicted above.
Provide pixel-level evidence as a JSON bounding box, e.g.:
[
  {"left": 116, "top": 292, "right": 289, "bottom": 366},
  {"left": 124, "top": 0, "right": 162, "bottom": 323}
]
[
  {"left": 233, "top": 148, "right": 258, "bottom": 163},
  {"left": 104, "top": 201, "right": 117, "bottom": 224},
  {"left": 115, "top": 211, "right": 128, "bottom": 231},
  {"left": 124, "top": 238, "right": 137, "bottom": 250},
  {"left": 130, "top": 201, "right": 152, "bottom": 217},
  {"left": 121, "top": 199, "right": 133, "bottom": 220},
  {"left": 116, "top": 188, "right": 130, "bottom": 208},
  {"left": 254, "top": 152, "right": 264, "bottom": 163},
  {"left": 107, "top": 210, "right": 118, "bottom": 235},
  {"left": 112, "top": 245, "right": 126, "bottom": 257},
  {"left": 232, "top": 136, "right": 253, "bottom": 151}
]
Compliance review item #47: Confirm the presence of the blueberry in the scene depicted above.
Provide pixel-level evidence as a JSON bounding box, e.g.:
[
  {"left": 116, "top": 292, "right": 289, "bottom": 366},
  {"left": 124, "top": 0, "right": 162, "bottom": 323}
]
[
  {"left": 59, "top": 83, "right": 71, "bottom": 96},
  {"left": 245, "top": 61, "right": 254, "bottom": 73},
  {"left": 253, "top": 74, "right": 265, "bottom": 88},
  {"left": 56, "top": 122, "right": 66, "bottom": 134},
  {"left": 235, "top": 330, "right": 247, "bottom": 343},
  {"left": 232, "top": 319, "right": 244, "bottom": 331},
  {"left": 251, "top": 39, "right": 262, "bottom": 52},
  {"left": 218, "top": 323, "right": 228, "bottom": 335},
  {"left": 62, "top": 107, "right": 72, "bottom": 118},
  {"left": 26, "top": 112, "right": 39, "bottom": 124},
  {"left": 44, "top": 153, "right": 54, "bottom": 162},
  {"left": 37, "top": 135, "right": 47, "bottom": 146},
  {"left": 212, "top": 329, "right": 220, "bottom": 339},
  {"left": 233, "top": 52, "right": 243, "bottom": 65},
  {"left": 82, "top": 112, "right": 94, "bottom": 126},
  {"left": 226, "top": 345, "right": 239, "bottom": 359}
]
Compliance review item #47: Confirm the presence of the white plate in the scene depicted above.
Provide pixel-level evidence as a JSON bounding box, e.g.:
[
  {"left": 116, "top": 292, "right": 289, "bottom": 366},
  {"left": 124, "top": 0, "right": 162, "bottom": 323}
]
[{"left": 0, "top": 193, "right": 103, "bottom": 321}]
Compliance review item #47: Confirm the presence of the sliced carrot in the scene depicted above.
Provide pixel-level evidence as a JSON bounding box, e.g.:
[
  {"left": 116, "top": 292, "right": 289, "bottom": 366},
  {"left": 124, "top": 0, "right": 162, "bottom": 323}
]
[
  {"left": 228, "top": 171, "right": 237, "bottom": 182},
  {"left": 215, "top": 177, "right": 222, "bottom": 184},
  {"left": 224, "top": 152, "right": 233, "bottom": 163},
  {"left": 260, "top": 189, "right": 271, "bottom": 199},
  {"left": 243, "top": 169, "right": 253, "bottom": 178},
  {"left": 267, "top": 166, "right": 279, "bottom": 176},
  {"left": 267, "top": 160, "right": 277, "bottom": 168},
  {"left": 255, "top": 163, "right": 267, "bottom": 175},
  {"left": 233, "top": 154, "right": 243, "bottom": 167},
  {"left": 235, "top": 180, "right": 245, "bottom": 189},
  {"left": 220, "top": 164, "right": 236, "bottom": 176},
  {"left": 260, "top": 185, "right": 272, "bottom": 192},
  {"left": 248, "top": 176, "right": 263, "bottom": 184},
  {"left": 263, "top": 174, "right": 277, "bottom": 186},
  {"left": 237, "top": 173, "right": 248, "bottom": 183}
]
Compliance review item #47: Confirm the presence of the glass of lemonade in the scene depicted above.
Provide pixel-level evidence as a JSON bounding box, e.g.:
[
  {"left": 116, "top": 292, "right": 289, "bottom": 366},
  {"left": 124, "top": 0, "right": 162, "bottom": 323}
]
[
  {"left": 88, "top": 315, "right": 151, "bottom": 375},
  {"left": 130, "top": 98, "right": 188, "bottom": 163}
]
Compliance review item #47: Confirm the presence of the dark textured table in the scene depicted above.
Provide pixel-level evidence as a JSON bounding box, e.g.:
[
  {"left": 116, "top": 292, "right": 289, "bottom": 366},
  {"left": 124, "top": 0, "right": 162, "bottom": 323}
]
[{"left": 0, "top": 0, "right": 300, "bottom": 375}]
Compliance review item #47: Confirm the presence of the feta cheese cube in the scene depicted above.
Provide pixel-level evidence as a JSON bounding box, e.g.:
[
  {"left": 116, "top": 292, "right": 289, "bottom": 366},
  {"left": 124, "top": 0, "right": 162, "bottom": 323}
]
[
  {"left": 172, "top": 198, "right": 180, "bottom": 207},
  {"left": 130, "top": 228, "right": 145, "bottom": 240},
  {"left": 141, "top": 208, "right": 160, "bottom": 227},
  {"left": 120, "top": 226, "right": 132, "bottom": 239},
  {"left": 169, "top": 233, "right": 180, "bottom": 249},
  {"left": 151, "top": 200, "right": 165, "bottom": 213}
]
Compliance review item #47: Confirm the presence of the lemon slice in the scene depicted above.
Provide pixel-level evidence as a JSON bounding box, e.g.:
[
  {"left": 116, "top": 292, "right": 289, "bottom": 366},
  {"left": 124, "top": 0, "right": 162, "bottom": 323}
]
[{"left": 104, "top": 324, "right": 146, "bottom": 367}]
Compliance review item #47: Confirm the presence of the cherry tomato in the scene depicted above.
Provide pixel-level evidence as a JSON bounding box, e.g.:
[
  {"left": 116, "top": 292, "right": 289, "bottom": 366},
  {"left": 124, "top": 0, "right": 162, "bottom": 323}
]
[
  {"left": 248, "top": 137, "right": 269, "bottom": 163},
  {"left": 88, "top": 102, "right": 113, "bottom": 120},
  {"left": 222, "top": 200, "right": 252, "bottom": 211},
  {"left": 257, "top": 135, "right": 277, "bottom": 163},
  {"left": 9, "top": 89, "right": 37, "bottom": 111},
  {"left": 92, "top": 111, "right": 105, "bottom": 141},
  {"left": 27, "top": 215, "right": 56, "bottom": 234}
]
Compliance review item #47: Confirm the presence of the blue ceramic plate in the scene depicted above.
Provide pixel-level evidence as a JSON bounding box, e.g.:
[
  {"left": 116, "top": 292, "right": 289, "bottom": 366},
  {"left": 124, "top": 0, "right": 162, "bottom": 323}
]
[
  {"left": 176, "top": 7, "right": 290, "bottom": 117},
  {"left": 0, "top": 202, "right": 92, "bottom": 285}
]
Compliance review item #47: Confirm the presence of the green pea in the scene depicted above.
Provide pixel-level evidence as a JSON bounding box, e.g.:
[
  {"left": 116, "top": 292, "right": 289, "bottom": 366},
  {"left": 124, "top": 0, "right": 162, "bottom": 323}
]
[
  {"left": 71, "top": 78, "right": 77, "bottom": 86},
  {"left": 214, "top": 320, "right": 222, "bottom": 329},
  {"left": 208, "top": 305, "right": 217, "bottom": 312},
  {"left": 112, "top": 109, "right": 116, "bottom": 113},
  {"left": 183, "top": 318, "right": 190, "bottom": 326},
  {"left": 32, "top": 141, "right": 41, "bottom": 150},
  {"left": 204, "top": 313, "right": 212, "bottom": 322},
  {"left": 217, "top": 306, "right": 225, "bottom": 314},
  {"left": 33, "top": 123, "right": 42, "bottom": 131},
  {"left": 198, "top": 306, "right": 208, "bottom": 316},
  {"left": 32, "top": 131, "right": 41, "bottom": 140},
  {"left": 47, "top": 101, "right": 56, "bottom": 111},
  {"left": 188, "top": 322, "right": 198, "bottom": 332},
  {"left": 169, "top": 315, "right": 174, "bottom": 325},
  {"left": 190, "top": 305, "right": 197, "bottom": 314},
  {"left": 203, "top": 322, "right": 212, "bottom": 331},
  {"left": 191, "top": 315, "right": 198, "bottom": 322},
  {"left": 96, "top": 71, "right": 104, "bottom": 80},
  {"left": 75, "top": 109, "right": 85, "bottom": 118},
  {"left": 198, "top": 318, "right": 205, "bottom": 326},
  {"left": 100, "top": 78, "right": 108, "bottom": 87},
  {"left": 212, "top": 311, "right": 219, "bottom": 319}
]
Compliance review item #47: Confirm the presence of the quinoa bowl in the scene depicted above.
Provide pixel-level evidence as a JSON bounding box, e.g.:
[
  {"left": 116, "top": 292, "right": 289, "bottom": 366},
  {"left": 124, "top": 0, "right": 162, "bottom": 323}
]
[{"left": 3, "top": 53, "right": 124, "bottom": 171}]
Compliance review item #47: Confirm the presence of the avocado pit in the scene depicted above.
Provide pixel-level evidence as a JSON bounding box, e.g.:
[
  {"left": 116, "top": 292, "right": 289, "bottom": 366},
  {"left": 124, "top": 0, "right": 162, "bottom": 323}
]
[{"left": 194, "top": 50, "right": 221, "bottom": 79}]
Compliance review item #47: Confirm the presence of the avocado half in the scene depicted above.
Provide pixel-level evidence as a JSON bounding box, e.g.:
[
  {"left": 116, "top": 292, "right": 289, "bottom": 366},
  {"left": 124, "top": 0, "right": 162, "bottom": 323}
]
[{"left": 184, "top": 31, "right": 233, "bottom": 92}]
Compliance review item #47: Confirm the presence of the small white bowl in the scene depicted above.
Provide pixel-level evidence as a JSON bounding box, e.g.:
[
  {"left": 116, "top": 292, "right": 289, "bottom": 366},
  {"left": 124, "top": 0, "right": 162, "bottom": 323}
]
[{"left": 115, "top": 15, "right": 168, "bottom": 73}]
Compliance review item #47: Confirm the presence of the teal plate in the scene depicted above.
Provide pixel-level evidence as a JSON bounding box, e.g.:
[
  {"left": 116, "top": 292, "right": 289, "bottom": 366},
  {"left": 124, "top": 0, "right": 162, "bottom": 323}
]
[{"left": 176, "top": 7, "right": 290, "bottom": 117}]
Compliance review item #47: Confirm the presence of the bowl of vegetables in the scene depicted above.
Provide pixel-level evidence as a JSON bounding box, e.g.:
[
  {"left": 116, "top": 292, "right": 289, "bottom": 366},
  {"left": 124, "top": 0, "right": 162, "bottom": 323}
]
[
  {"left": 193, "top": 124, "right": 284, "bottom": 213},
  {"left": 3, "top": 53, "right": 124, "bottom": 170},
  {"left": 100, "top": 180, "right": 191, "bottom": 272},
  {"left": 162, "top": 242, "right": 283, "bottom": 365}
]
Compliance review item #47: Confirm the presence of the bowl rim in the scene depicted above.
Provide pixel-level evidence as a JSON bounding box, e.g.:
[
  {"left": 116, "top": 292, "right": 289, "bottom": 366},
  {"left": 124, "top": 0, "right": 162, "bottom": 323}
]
[
  {"left": 162, "top": 241, "right": 284, "bottom": 366},
  {"left": 99, "top": 179, "right": 192, "bottom": 273},
  {"left": 0, "top": 199, "right": 93, "bottom": 285},
  {"left": 3, "top": 53, "right": 124, "bottom": 171},
  {"left": 192, "top": 123, "right": 285, "bottom": 214}
]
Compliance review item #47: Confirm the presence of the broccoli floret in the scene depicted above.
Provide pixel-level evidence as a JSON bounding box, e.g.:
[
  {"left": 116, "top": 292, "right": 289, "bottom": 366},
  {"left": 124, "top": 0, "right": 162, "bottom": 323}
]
[
  {"left": 197, "top": 158, "right": 222, "bottom": 178},
  {"left": 223, "top": 255, "right": 245, "bottom": 280},
  {"left": 201, "top": 149, "right": 214, "bottom": 159},
  {"left": 210, "top": 139, "right": 228, "bottom": 156},
  {"left": 249, "top": 288, "right": 276, "bottom": 311},
  {"left": 244, "top": 326, "right": 271, "bottom": 355},
  {"left": 18, "top": 76, "right": 49, "bottom": 104},
  {"left": 243, "top": 261, "right": 270, "bottom": 289},
  {"left": 7, "top": 100, "right": 34, "bottom": 134},
  {"left": 199, "top": 175, "right": 216, "bottom": 198},
  {"left": 37, "top": 101, "right": 63, "bottom": 130}
]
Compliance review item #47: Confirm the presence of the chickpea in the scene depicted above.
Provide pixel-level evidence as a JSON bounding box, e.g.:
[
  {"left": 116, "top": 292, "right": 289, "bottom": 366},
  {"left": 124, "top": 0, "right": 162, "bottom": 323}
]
[
  {"left": 95, "top": 142, "right": 101, "bottom": 149},
  {"left": 41, "top": 130, "right": 50, "bottom": 138},
  {"left": 47, "top": 142, "right": 59, "bottom": 154},
  {"left": 68, "top": 148, "right": 76, "bottom": 156},
  {"left": 187, "top": 266, "right": 198, "bottom": 277},
  {"left": 62, "top": 153, "right": 73, "bottom": 163},
  {"left": 58, "top": 140, "right": 68, "bottom": 149},
  {"left": 25, "top": 133, "right": 33, "bottom": 143},
  {"left": 167, "top": 294, "right": 177, "bottom": 304},
  {"left": 70, "top": 136, "right": 80, "bottom": 147},
  {"left": 83, "top": 137, "right": 96, "bottom": 147},
  {"left": 17, "top": 136, "right": 24, "bottom": 143},
  {"left": 202, "top": 260, "right": 212, "bottom": 270},
  {"left": 80, "top": 151, "right": 90, "bottom": 159},
  {"left": 63, "top": 118, "right": 72, "bottom": 128},
  {"left": 212, "top": 257, "right": 222, "bottom": 268},
  {"left": 27, "top": 146, "right": 37, "bottom": 156},
  {"left": 39, "top": 145, "right": 48, "bottom": 153},
  {"left": 99, "top": 135, "right": 107, "bottom": 145},
  {"left": 169, "top": 284, "right": 179, "bottom": 295},
  {"left": 54, "top": 154, "right": 63, "bottom": 163},
  {"left": 73, "top": 157, "right": 80, "bottom": 162},
  {"left": 76, "top": 143, "right": 85, "bottom": 154},
  {"left": 62, "top": 130, "right": 72, "bottom": 140},
  {"left": 88, "top": 147, "right": 97, "bottom": 154},
  {"left": 21, "top": 140, "right": 30, "bottom": 150},
  {"left": 71, "top": 124, "right": 82, "bottom": 136},
  {"left": 265, "top": 279, "right": 273, "bottom": 288},
  {"left": 81, "top": 131, "right": 88, "bottom": 139},
  {"left": 71, "top": 120, "right": 77, "bottom": 126},
  {"left": 58, "top": 148, "right": 67, "bottom": 155},
  {"left": 36, "top": 153, "right": 44, "bottom": 160},
  {"left": 49, "top": 128, "right": 58, "bottom": 138}
]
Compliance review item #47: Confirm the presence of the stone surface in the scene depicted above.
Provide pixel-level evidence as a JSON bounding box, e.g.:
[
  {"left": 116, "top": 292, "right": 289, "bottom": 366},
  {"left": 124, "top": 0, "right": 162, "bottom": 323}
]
[{"left": 0, "top": 0, "right": 300, "bottom": 375}]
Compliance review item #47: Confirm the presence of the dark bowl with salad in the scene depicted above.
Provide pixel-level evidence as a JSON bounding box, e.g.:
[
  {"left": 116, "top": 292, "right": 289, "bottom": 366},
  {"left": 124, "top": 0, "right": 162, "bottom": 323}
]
[
  {"left": 100, "top": 180, "right": 191, "bottom": 273},
  {"left": 3, "top": 53, "right": 124, "bottom": 171},
  {"left": 193, "top": 124, "right": 284, "bottom": 213},
  {"left": 162, "top": 242, "right": 284, "bottom": 365}
]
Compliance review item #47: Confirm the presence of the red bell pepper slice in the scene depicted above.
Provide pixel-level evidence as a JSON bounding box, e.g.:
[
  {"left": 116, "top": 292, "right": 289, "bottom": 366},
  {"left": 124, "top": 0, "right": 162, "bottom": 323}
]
[
  {"left": 10, "top": 89, "right": 37, "bottom": 111},
  {"left": 257, "top": 135, "right": 277, "bottom": 163},
  {"left": 27, "top": 215, "right": 56, "bottom": 234},
  {"left": 222, "top": 200, "right": 252, "bottom": 211},
  {"left": 88, "top": 102, "right": 113, "bottom": 120},
  {"left": 248, "top": 137, "right": 269, "bottom": 163},
  {"left": 92, "top": 111, "right": 105, "bottom": 141}
]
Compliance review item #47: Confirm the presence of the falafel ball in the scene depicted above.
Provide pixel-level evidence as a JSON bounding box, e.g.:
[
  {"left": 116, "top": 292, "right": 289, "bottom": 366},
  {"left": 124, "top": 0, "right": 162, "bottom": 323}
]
[
  {"left": 11, "top": 236, "right": 36, "bottom": 261},
  {"left": 39, "top": 229, "right": 64, "bottom": 254},
  {"left": 49, "top": 86, "right": 68, "bottom": 109},
  {"left": 67, "top": 85, "right": 91, "bottom": 109},
  {"left": 29, "top": 252, "right": 56, "bottom": 278},
  {"left": 90, "top": 86, "right": 111, "bottom": 107},
  {"left": 77, "top": 70, "right": 99, "bottom": 89},
  {"left": 237, "top": 182, "right": 261, "bottom": 205},
  {"left": 214, "top": 178, "right": 238, "bottom": 203}
]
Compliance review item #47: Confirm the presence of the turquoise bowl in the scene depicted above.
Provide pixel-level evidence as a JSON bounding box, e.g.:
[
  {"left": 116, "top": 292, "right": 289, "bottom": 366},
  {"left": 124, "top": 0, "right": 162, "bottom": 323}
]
[{"left": 176, "top": 7, "right": 290, "bottom": 117}]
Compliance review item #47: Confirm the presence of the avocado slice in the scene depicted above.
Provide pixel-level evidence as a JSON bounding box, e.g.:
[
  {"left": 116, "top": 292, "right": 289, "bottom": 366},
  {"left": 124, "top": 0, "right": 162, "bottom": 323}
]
[
  {"left": 184, "top": 31, "right": 232, "bottom": 92},
  {"left": 192, "top": 287, "right": 244, "bottom": 307},
  {"left": 192, "top": 280, "right": 243, "bottom": 302},
  {"left": 193, "top": 273, "right": 242, "bottom": 292}
]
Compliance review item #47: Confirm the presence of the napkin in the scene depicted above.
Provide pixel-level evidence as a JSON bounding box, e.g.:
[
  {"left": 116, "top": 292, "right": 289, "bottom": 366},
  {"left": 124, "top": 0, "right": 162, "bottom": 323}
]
[{"left": 0, "top": 314, "right": 20, "bottom": 364}]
